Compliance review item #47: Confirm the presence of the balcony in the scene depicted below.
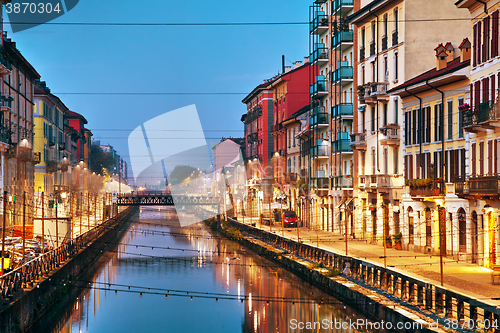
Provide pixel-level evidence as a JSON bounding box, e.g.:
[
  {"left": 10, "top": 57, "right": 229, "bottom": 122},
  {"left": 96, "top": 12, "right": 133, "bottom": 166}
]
[
  {"left": 244, "top": 107, "right": 262, "bottom": 124},
  {"left": 455, "top": 182, "right": 468, "bottom": 196},
  {"left": 285, "top": 173, "right": 298, "bottom": 183},
  {"left": 46, "top": 160, "right": 60, "bottom": 173},
  {"left": 332, "top": 176, "right": 352, "bottom": 188},
  {"left": 463, "top": 101, "right": 500, "bottom": 132},
  {"left": 392, "top": 30, "right": 398, "bottom": 46},
  {"left": 467, "top": 175, "right": 500, "bottom": 196},
  {"left": 332, "top": 0, "right": 354, "bottom": 15},
  {"left": 332, "top": 103, "right": 353, "bottom": 117},
  {"left": 311, "top": 43, "right": 328, "bottom": 64},
  {"left": 310, "top": 11, "right": 328, "bottom": 35},
  {"left": 1, "top": 97, "right": 11, "bottom": 113},
  {"left": 310, "top": 144, "right": 329, "bottom": 158},
  {"left": 0, "top": 50, "right": 11, "bottom": 75},
  {"left": 407, "top": 179, "right": 445, "bottom": 198},
  {"left": 358, "top": 82, "right": 389, "bottom": 104},
  {"left": 332, "top": 133, "right": 351, "bottom": 152},
  {"left": 331, "top": 61, "right": 353, "bottom": 85},
  {"left": 310, "top": 76, "right": 328, "bottom": 97},
  {"left": 310, "top": 109, "right": 329, "bottom": 126},
  {"left": 332, "top": 30, "right": 353, "bottom": 51},
  {"left": 369, "top": 41, "right": 375, "bottom": 56},
  {"left": 311, "top": 177, "right": 329, "bottom": 189},
  {"left": 350, "top": 132, "right": 366, "bottom": 150},
  {"left": 379, "top": 124, "right": 400, "bottom": 146}
]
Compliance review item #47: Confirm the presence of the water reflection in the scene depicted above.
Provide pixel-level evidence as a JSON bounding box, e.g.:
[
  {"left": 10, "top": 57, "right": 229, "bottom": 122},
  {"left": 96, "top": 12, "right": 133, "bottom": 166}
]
[{"left": 28, "top": 207, "right": 382, "bottom": 333}]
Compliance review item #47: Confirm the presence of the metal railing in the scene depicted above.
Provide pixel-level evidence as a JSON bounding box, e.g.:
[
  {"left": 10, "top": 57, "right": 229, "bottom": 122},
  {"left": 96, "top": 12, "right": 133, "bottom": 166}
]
[{"left": 0, "top": 206, "right": 134, "bottom": 300}]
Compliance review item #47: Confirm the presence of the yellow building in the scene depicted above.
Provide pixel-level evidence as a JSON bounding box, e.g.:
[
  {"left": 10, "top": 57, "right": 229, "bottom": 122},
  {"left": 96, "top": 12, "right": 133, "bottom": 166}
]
[
  {"left": 390, "top": 41, "right": 470, "bottom": 258},
  {"left": 34, "top": 82, "right": 68, "bottom": 193},
  {"left": 456, "top": 0, "right": 500, "bottom": 267},
  {"left": 349, "top": 0, "right": 470, "bottom": 244}
]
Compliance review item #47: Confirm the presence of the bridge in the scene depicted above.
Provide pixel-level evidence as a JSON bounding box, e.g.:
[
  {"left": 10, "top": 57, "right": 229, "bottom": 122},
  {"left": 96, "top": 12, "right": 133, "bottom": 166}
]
[{"left": 117, "top": 192, "right": 222, "bottom": 206}]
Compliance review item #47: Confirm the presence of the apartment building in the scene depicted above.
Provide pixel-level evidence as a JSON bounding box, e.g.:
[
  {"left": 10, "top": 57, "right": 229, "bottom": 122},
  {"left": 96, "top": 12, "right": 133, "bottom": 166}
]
[{"left": 348, "top": 0, "right": 470, "bottom": 244}]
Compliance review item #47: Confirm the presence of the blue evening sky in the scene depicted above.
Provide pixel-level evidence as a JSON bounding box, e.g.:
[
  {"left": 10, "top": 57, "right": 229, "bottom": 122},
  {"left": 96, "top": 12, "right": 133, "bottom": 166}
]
[{"left": 3, "top": 0, "right": 309, "bottom": 180}]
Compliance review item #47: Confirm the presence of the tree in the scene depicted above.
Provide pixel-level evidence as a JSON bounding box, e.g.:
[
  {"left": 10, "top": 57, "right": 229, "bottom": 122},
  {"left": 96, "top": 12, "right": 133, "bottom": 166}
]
[
  {"left": 90, "top": 145, "right": 116, "bottom": 175},
  {"left": 168, "top": 165, "right": 199, "bottom": 185}
]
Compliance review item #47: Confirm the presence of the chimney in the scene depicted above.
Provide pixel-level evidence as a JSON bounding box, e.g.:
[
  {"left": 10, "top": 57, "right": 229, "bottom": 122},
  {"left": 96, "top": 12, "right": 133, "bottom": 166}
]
[
  {"left": 459, "top": 38, "right": 471, "bottom": 62},
  {"left": 293, "top": 61, "right": 303, "bottom": 70},
  {"left": 434, "top": 43, "right": 445, "bottom": 55},
  {"left": 443, "top": 42, "right": 455, "bottom": 62},
  {"left": 436, "top": 50, "right": 448, "bottom": 71},
  {"left": 304, "top": 56, "right": 310, "bottom": 64},
  {"left": 285, "top": 66, "right": 292, "bottom": 73}
]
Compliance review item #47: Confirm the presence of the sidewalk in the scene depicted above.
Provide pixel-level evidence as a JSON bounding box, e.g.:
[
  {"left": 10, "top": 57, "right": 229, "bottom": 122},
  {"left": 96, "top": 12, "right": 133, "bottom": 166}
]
[{"left": 233, "top": 215, "right": 500, "bottom": 306}]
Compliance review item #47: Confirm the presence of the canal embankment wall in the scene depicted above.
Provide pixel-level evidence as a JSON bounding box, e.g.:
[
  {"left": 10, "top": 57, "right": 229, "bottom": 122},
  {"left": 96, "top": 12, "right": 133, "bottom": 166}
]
[
  {"left": 0, "top": 206, "right": 138, "bottom": 333},
  {"left": 211, "top": 217, "right": 455, "bottom": 333}
]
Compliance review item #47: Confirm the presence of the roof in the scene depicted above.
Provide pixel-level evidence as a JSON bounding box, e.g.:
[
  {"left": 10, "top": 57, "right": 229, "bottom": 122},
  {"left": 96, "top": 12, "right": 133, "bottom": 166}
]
[
  {"left": 65, "top": 110, "right": 88, "bottom": 124},
  {"left": 387, "top": 57, "right": 470, "bottom": 94},
  {"left": 292, "top": 104, "right": 311, "bottom": 118},
  {"left": 3, "top": 36, "right": 40, "bottom": 80},
  {"left": 348, "top": 0, "right": 388, "bottom": 24}
]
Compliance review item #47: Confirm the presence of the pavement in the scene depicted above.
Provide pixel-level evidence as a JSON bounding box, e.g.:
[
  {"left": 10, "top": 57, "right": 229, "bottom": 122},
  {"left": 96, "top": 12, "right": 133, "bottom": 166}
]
[{"left": 232, "top": 215, "right": 500, "bottom": 306}]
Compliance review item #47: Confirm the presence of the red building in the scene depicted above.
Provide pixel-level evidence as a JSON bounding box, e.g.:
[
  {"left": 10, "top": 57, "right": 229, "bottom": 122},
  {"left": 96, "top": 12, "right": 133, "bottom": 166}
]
[{"left": 65, "top": 110, "right": 88, "bottom": 166}]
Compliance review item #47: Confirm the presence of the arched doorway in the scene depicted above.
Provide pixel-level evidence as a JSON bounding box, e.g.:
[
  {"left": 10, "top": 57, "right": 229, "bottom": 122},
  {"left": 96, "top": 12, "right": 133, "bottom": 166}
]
[
  {"left": 425, "top": 207, "right": 432, "bottom": 247},
  {"left": 408, "top": 207, "right": 414, "bottom": 245}
]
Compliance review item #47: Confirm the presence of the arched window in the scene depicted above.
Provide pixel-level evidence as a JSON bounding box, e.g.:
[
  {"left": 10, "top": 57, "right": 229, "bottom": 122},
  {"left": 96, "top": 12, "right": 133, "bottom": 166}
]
[{"left": 408, "top": 206, "right": 414, "bottom": 245}]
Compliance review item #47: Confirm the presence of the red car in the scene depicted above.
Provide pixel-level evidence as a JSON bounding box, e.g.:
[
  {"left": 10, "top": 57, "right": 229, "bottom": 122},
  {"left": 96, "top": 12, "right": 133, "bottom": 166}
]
[{"left": 283, "top": 211, "right": 298, "bottom": 228}]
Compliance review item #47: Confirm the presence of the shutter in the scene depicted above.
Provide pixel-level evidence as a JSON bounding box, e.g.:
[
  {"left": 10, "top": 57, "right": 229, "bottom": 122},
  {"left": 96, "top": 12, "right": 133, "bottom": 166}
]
[
  {"left": 426, "top": 152, "right": 431, "bottom": 179},
  {"left": 483, "top": 77, "right": 489, "bottom": 103},
  {"left": 434, "top": 151, "right": 438, "bottom": 179},
  {"left": 494, "top": 11, "right": 499, "bottom": 57},
  {"left": 486, "top": 15, "right": 491, "bottom": 60},
  {"left": 404, "top": 155, "right": 408, "bottom": 180},
  {"left": 478, "top": 21, "right": 482, "bottom": 64},
  {"left": 416, "top": 153, "right": 420, "bottom": 178},
  {"left": 489, "top": 140, "right": 493, "bottom": 175},
  {"left": 492, "top": 75, "right": 497, "bottom": 102},
  {"left": 445, "top": 151, "right": 449, "bottom": 183},
  {"left": 496, "top": 139, "right": 498, "bottom": 175},
  {"left": 480, "top": 141, "right": 484, "bottom": 175},
  {"left": 473, "top": 24, "right": 478, "bottom": 66},
  {"left": 434, "top": 105, "right": 438, "bottom": 142},
  {"left": 475, "top": 81, "right": 481, "bottom": 110},
  {"left": 472, "top": 143, "right": 476, "bottom": 175},
  {"left": 483, "top": 19, "right": 488, "bottom": 62},
  {"left": 461, "top": 149, "right": 466, "bottom": 180}
]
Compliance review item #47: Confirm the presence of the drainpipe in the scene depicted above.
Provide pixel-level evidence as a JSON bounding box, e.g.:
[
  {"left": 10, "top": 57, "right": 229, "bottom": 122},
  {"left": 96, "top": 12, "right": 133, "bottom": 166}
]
[
  {"left": 368, "top": 8, "right": 380, "bottom": 172},
  {"left": 425, "top": 80, "right": 445, "bottom": 185},
  {"left": 404, "top": 87, "right": 423, "bottom": 173}
]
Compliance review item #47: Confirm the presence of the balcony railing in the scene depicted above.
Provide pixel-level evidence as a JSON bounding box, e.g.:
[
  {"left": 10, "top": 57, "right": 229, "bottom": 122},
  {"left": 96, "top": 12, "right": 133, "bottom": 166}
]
[
  {"left": 309, "top": 112, "right": 329, "bottom": 126},
  {"left": 392, "top": 30, "right": 398, "bottom": 46},
  {"left": 369, "top": 41, "right": 375, "bottom": 56},
  {"left": 331, "top": 61, "right": 353, "bottom": 83},
  {"left": 332, "top": 30, "right": 353, "bottom": 47},
  {"left": 379, "top": 125, "right": 400, "bottom": 145},
  {"left": 468, "top": 175, "right": 500, "bottom": 196},
  {"left": 311, "top": 177, "right": 329, "bottom": 189},
  {"left": 310, "top": 145, "right": 329, "bottom": 157},
  {"left": 359, "top": 82, "right": 389, "bottom": 103},
  {"left": 332, "top": 103, "right": 353, "bottom": 117},
  {"left": 408, "top": 180, "right": 445, "bottom": 197},
  {"left": 332, "top": 176, "right": 352, "bottom": 188},
  {"left": 310, "top": 76, "right": 328, "bottom": 96},
  {"left": 46, "top": 160, "right": 60, "bottom": 173},
  {"left": 311, "top": 43, "right": 328, "bottom": 63},
  {"left": 350, "top": 132, "right": 366, "bottom": 150},
  {"left": 369, "top": 174, "right": 390, "bottom": 189},
  {"left": 244, "top": 107, "right": 262, "bottom": 124},
  {"left": 310, "top": 12, "right": 328, "bottom": 34},
  {"left": 463, "top": 101, "right": 500, "bottom": 132},
  {"left": 332, "top": 133, "right": 351, "bottom": 152},
  {"left": 332, "top": 0, "right": 353, "bottom": 11}
]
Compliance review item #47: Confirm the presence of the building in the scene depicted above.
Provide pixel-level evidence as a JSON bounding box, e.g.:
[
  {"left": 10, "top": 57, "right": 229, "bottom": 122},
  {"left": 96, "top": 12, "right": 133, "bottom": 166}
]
[
  {"left": 64, "top": 110, "right": 88, "bottom": 167},
  {"left": 389, "top": 41, "right": 471, "bottom": 257},
  {"left": 455, "top": 0, "right": 500, "bottom": 268},
  {"left": 95, "top": 141, "right": 128, "bottom": 184},
  {"left": 267, "top": 61, "right": 310, "bottom": 202},
  {"left": 1, "top": 35, "right": 41, "bottom": 228},
  {"left": 348, "top": 0, "right": 470, "bottom": 244},
  {"left": 34, "top": 81, "right": 70, "bottom": 193}
]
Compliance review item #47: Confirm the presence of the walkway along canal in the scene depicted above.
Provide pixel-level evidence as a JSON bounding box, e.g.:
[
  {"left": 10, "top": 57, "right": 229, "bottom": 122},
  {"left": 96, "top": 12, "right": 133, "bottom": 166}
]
[{"left": 25, "top": 207, "right": 385, "bottom": 333}]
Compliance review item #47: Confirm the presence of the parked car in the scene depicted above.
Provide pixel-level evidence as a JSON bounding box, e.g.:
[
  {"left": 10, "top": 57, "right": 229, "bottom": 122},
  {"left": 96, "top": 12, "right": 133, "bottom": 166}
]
[{"left": 282, "top": 211, "right": 298, "bottom": 228}]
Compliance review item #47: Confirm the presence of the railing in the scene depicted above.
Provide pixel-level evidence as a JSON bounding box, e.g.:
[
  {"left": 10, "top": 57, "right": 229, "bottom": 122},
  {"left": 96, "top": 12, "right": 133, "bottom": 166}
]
[
  {"left": 309, "top": 112, "right": 328, "bottom": 126},
  {"left": 392, "top": 30, "right": 398, "bottom": 46},
  {"left": 0, "top": 206, "right": 134, "bottom": 300},
  {"left": 227, "top": 219, "right": 500, "bottom": 329},
  {"left": 409, "top": 180, "right": 444, "bottom": 197},
  {"left": 310, "top": 44, "right": 328, "bottom": 63},
  {"left": 310, "top": 77, "right": 327, "bottom": 96},
  {"left": 369, "top": 174, "right": 389, "bottom": 188},
  {"left": 332, "top": 103, "right": 353, "bottom": 117},
  {"left": 468, "top": 175, "right": 500, "bottom": 195},
  {"left": 311, "top": 177, "right": 329, "bottom": 189},
  {"left": 244, "top": 107, "right": 262, "bottom": 124},
  {"left": 332, "top": 0, "right": 353, "bottom": 11},
  {"left": 464, "top": 101, "right": 500, "bottom": 129},
  {"left": 360, "top": 82, "right": 388, "bottom": 102},
  {"left": 310, "top": 145, "right": 328, "bottom": 157},
  {"left": 309, "top": 11, "right": 328, "bottom": 34},
  {"left": 331, "top": 62, "right": 353, "bottom": 83},
  {"left": 332, "top": 138, "right": 351, "bottom": 152},
  {"left": 46, "top": 160, "right": 60, "bottom": 173},
  {"left": 379, "top": 126, "right": 400, "bottom": 145},
  {"left": 332, "top": 176, "right": 352, "bottom": 188},
  {"left": 332, "top": 30, "right": 353, "bottom": 47},
  {"left": 350, "top": 132, "right": 366, "bottom": 148}
]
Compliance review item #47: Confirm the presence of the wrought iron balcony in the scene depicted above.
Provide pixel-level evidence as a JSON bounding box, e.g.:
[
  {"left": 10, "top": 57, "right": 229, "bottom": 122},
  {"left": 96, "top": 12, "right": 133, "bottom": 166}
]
[
  {"left": 310, "top": 43, "right": 328, "bottom": 64},
  {"left": 350, "top": 132, "right": 366, "bottom": 150},
  {"left": 463, "top": 101, "right": 500, "bottom": 132},
  {"left": 407, "top": 179, "right": 445, "bottom": 197},
  {"left": 310, "top": 11, "right": 328, "bottom": 34},
  {"left": 244, "top": 107, "right": 262, "bottom": 124},
  {"left": 467, "top": 175, "right": 500, "bottom": 196},
  {"left": 379, "top": 124, "right": 400, "bottom": 146},
  {"left": 359, "top": 82, "right": 389, "bottom": 104}
]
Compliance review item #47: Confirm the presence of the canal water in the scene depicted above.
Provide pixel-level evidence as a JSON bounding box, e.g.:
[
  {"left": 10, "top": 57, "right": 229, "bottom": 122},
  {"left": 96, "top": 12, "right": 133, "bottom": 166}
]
[{"left": 27, "top": 207, "right": 383, "bottom": 333}]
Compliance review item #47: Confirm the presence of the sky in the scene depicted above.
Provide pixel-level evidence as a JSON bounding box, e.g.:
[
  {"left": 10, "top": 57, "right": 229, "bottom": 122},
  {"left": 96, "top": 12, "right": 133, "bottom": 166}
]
[{"left": 3, "top": 0, "right": 310, "bottom": 183}]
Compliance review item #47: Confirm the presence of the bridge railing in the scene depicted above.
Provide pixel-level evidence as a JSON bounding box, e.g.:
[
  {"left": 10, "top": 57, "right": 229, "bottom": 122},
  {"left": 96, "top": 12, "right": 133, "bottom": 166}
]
[
  {"left": 117, "top": 194, "right": 222, "bottom": 206},
  {"left": 0, "top": 206, "right": 134, "bottom": 300}
]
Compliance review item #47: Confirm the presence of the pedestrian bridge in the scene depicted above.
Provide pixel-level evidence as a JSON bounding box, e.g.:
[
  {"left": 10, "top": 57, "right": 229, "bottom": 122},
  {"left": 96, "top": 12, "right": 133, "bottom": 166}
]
[{"left": 117, "top": 192, "right": 222, "bottom": 206}]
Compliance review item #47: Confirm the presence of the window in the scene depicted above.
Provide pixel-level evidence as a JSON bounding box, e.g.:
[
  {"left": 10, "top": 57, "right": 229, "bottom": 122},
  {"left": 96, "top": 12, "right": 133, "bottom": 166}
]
[
  {"left": 393, "top": 98, "right": 398, "bottom": 124},
  {"left": 361, "top": 65, "right": 365, "bottom": 85},
  {"left": 458, "top": 97, "right": 464, "bottom": 138},
  {"left": 394, "top": 51, "right": 399, "bottom": 81},
  {"left": 447, "top": 100, "right": 453, "bottom": 139},
  {"left": 383, "top": 103, "right": 387, "bottom": 126},
  {"left": 393, "top": 7, "right": 398, "bottom": 32},
  {"left": 393, "top": 147, "right": 398, "bottom": 174},
  {"left": 371, "top": 106, "right": 375, "bottom": 132},
  {"left": 383, "top": 56, "right": 388, "bottom": 82},
  {"left": 372, "top": 148, "right": 376, "bottom": 175},
  {"left": 293, "top": 128, "right": 296, "bottom": 146}
]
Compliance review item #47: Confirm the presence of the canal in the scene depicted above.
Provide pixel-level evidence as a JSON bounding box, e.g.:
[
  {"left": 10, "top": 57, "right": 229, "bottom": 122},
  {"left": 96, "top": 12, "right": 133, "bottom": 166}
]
[{"left": 27, "top": 207, "right": 384, "bottom": 333}]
